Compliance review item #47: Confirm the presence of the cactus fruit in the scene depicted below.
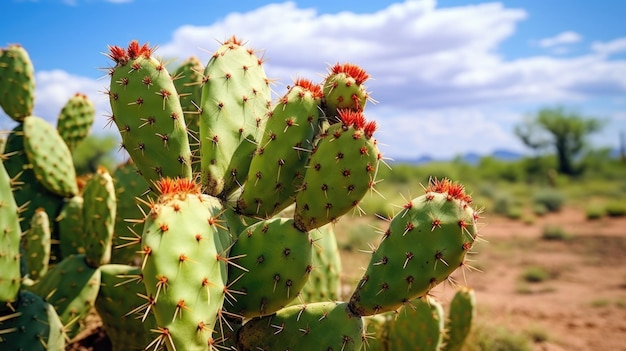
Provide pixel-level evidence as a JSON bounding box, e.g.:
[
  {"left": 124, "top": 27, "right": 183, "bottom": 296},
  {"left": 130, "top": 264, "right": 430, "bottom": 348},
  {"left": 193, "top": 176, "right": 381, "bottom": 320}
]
[
  {"left": 348, "top": 178, "right": 479, "bottom": 316},
  {"left": 199, "top": 35, "right": 271, "bottom": 197},
  {"left": 236, "top": 78, "right": 323, "bottom": 218},
  {"left": 322, "top": 63, "right": 370, "bottom": 118},
  {"left": 0, "top": 158, "right": 22, "bottom": 303},
  {"left": 387, "top": 296, "right": 445, "bottom": 351},
  {"left": 0, "top": 44, "right": 35, "bottom": 122},
  {"left": 26, "top": 254, "right": 101, "bottom": 339},
  {"left": 294, "top": 109, "right": 381, "bottom": 231},
  {"left": 442, "top": 286, "right": 476, "bottom": 351},
  {"left": 82, "top": 166, "right": 116, "bottom": 267},
  {"left": 0, "top": 290, "right": 65, "bottom": 350},
  {"left": 140, "top": 177, "right": 228, "bottom": 350},
  {"left": 225, "top": 218, "right": 313, "bottom": 319},
  {"left": 21, "top": 208, "right": 52, "bottom": 282},
  {"left": 237, "top": 301, "right": 364, "bottom": 351},
  {"left": 56, "top": 92, "right": 96, "bottom": 152},
  {"left": 96, "top": 264, "right": 157, "bottom": 351},
  {"left": 22, "top": 115, "right": 79, "bottom": 198},
  {"left": 107, "top": 40, "right": 193, "bottom": 184}
]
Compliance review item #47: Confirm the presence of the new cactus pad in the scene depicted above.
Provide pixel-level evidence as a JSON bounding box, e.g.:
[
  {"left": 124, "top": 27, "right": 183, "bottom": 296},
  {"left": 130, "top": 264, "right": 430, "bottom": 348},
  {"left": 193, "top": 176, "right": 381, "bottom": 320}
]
[
  {"left": 107, "top": 40, "right": 193, "bottom": 184},
  {"left": 199, "top": 36, "right": 271, "bottom": 197},
  {"left": 442, "top": 286, "right": 476, "bottom": 351},
  {"left": 140, "top": 178, "right": 227, "bottom": 351},
  {"left": 82, "top": 166, "right": 116, "bottom": 267},
  {"left": 348, "top": 178, "right": 479, "bottom": 316},
  {"left": 56, "top": 92, "right": 95, "bottom": 152},
  {"left": 322, "top": 63, "right": 370, "bottom": 118},
  {"left": 236, "top": 78, "right": 323, "bottom": 218},
  {"left": 225, "top": 217, "right": 313, "bottom": 319},
  {"left": 294, "top": 109, "right": 381, "bottom": 231},
  {"left": 0, "top": 44, "right": 35, "bottom": 122}
]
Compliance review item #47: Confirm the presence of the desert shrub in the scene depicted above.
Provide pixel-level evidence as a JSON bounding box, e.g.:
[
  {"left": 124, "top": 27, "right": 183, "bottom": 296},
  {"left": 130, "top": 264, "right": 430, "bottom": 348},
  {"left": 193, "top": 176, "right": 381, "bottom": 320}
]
[
  {"left": 532, "top": 203, "right": 548, "bottom": 216},
  {"left": 585, "top": 204, "right": 605, "bottom": 220},
  {"left": 492, "top": 192, "right": 522, "bottom": 217},
  {"left": 541, "top": 225, "right": 571, "bottom": 241},
  {"left": 521, "top": 266, "right": 550, "bottom": 283},
  {"left": 533, "top": 188, "right": 565, "bottom": 212},
  {"left": 605, "top": 201, "right": 626, "bottom": 217},
  {"left": 465, "top": 323, "right": 533, "bottom": 351}
]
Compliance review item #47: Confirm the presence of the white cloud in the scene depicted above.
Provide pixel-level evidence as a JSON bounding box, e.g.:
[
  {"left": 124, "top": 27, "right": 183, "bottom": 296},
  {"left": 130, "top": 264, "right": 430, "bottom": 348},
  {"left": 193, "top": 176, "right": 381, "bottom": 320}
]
[
  {"left": 7, "top": 0, "right": 626, "bottom": 158},
  {"left": 537, "top": 31, "right": 582, "bottom": 48}
]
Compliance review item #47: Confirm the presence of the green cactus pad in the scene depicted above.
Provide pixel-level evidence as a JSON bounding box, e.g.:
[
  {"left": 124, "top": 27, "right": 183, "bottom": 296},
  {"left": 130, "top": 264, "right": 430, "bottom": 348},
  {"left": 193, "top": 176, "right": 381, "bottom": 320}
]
[
  {"left": 322, "top": 63, "right": 370, "bottom": 117},
  {"left": 348, "top": 179, "right": 479, "bottom": 316},
  {"left": 172, "top": 56, "right": 204, "bottom": 172},
  {"left": 237, "top": 301, "right": 364, "bottom": 351},
  {"left": 57, "top": 195, "right": 85, "bottom": 258},
  {"left": 387, "top": 296, "right": 445, "bottom": 351},
  {"left": 56, "top": 92, "right": 96, "bottom": 151},
  {"left": 199, "top": 35, "right": 271, "bottom": 197},
  {"left": 96, "top": 264, "right": 157, "bottom": 351},
  {"left": 0, "top": 44, "right": 35, "bottom": 122},
  {"left": 361, "top": 313, "right": 392, "bottom": 351},
  {"left": 226, "top": 217, "right": 313, "bottom": 319},
  {"left": 0, "top": 290, "right": 65, "bottom": 351},
  {"left": 140, "top": 178, "right": 227, "bottom": 350},
  {"left": 442, "top": 286, "right": 476, "bottom": 351},
  {"left": 22, "top": 115, "right": 79, "bottom": 197},
  {"left": 21, "top": 208, "right": 51, "bottom": 282},
  {"left": 236, "top": 78, "right": 323, "bottom": 218},
  {"left": 0, "top": 158, "right": 22, "bottom": 303},
  {"left": 82, "top": 167, "right": 116, "bottom": 267},
  {"left": 111, "top": 159, "right": 151, "bottom": 265},
  {"left": 107, "top": 40, "right": 193, "bottom": 185},
  {"left": 294, "top": 110, "right": 381, "bottom": 231},
  {"left": 26, "top": 254, "right": 101, "bottom": 339}
]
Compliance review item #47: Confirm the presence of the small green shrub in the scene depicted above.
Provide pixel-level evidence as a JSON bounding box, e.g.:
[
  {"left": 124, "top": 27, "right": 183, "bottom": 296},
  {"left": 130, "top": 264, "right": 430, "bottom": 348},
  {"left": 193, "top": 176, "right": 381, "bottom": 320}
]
[
  {"left": 532, "top": 203, "right": 548, "bottom": 217},
  {"left": 541, "top": 225, "right": 571, "bottom": 241},
  {"left": 533, "top": 188, "right": 565, "bottom": 213},
  {"left": 521, "top": 266, "right": 550, "bottom": 283},
  {"left": 585, "top": 204, "right": 605, "bottom": 220},
  {"left": 605, "top": 201, "right": 626, "bottom": 217},
  {"left": 465, "top": 323, "right": 533, "bottom": 351}
]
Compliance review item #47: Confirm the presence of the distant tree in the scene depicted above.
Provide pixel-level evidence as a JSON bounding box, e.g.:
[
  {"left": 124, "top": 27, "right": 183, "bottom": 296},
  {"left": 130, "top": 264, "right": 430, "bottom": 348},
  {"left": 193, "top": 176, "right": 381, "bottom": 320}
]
[
  {"left": 72, "top": 133, "right": 120, "bottom": 175},
  {"left": 514, "top": 107, "right": 604, "bottom": 176}
]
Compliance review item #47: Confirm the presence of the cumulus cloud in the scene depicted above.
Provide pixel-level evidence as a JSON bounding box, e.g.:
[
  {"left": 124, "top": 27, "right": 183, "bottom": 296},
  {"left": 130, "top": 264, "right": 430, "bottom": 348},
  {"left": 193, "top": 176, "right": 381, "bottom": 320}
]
[
  {"left": 6, "top": 0, "right": 625, "bottom": 159},
  {"left": 538, "top": 31, "right": 582, "bottom": 48}
]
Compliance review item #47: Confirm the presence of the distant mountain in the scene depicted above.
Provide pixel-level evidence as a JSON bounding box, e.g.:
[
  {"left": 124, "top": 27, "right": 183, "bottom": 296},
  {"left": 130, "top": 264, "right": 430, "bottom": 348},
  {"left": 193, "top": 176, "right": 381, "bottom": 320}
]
[{"left": 390, "top": 149, "right": 525, "bottom": 165}]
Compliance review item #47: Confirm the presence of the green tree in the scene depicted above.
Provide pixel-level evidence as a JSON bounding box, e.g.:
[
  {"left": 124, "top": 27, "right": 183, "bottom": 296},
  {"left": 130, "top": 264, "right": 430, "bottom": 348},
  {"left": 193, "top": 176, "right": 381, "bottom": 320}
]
[
  {"left": 72, "top": 133, "right": 119, "bottom": 175},
  {"left": 514, "top": 107, "right": 604, "bottom": 176}
]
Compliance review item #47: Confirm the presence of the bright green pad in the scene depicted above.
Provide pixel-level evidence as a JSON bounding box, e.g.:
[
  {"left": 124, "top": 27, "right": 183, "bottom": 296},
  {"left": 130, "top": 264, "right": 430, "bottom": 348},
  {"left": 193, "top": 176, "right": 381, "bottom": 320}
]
[
  {"left": 23, "top": 115, "right": 78, "bottom": 197},
  {"left": 141, "top": 186, "right": 226, "bottom": 351},
  {"left": 237, "top": 80, "right": 322, "bottom": 218},
  {"left": 111, "top": 160, "right": 150, "bottom": 264},
  {"left": 226, "top": 218, "right": 313, "bottom": 318},
  {"left": 2, "top": 125, "right": 64, "bottom": 262},
  {"left": 0, "top": 44, "right": 35, "bottom": 122},
  {"left": 26, "top": 254, "right": 101, "bottom": 339},
  {"left": 0, "top": 158, "right": 21, "bottom": 303},
  {"left": 21, "top": 208, "right": 51, "bottom": 282},
  {"left": 236, "top": 301, "right": 364, "bottom": 351},
  {"left": 107, "top": 41, "right": 193, "bottom": 184},
  {"left": 172, "top": 56, "right": 204, "bottom": 172},
  {"left": 349, "top": 191, "right": 478, "bottom": 316},
  {"left": 200, "top": 36, "right": 271, "bottom": 197},
  {"left": 96, "top": 264, "right": 157, "bottom": 351},
  {"left": 82, "top": 167, "right": 116, "bottom": 267},
  {"left": 387, "top": 296, "right": 445, "bottom": 351},
  {"left": 295, "top": 223, "right": 342, "bottom": 303},
  {"left": 58, "top": 195, "right": 85, "bottom": 258},
  {"left": 442, "top": 286, "right": 475, "bottom": 351},
  {"left": 56, "top": 92, "right": 95, "bottom": 151},
  {"left": 0, "top": 291, "right": 65, "bottom": 351},
  {"left": 294, "top": 120, "right": 380, "bottom": 231},
  {"left": 322, "top": 63, "right": 369, "bottom": 116}
]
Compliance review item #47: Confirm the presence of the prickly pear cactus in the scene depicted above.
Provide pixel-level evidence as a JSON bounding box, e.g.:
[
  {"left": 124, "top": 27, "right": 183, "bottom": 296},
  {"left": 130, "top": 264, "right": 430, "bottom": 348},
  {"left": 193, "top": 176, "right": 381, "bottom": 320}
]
[
  {"left": 348, "top": 178, "right": 479, "bottom": 316},
  {"left": 387, "top": 296, "right": 445, "bottom": 351},
  {"left": 237, "top": 301, "right": 364, "bottom": 351},
  {"left": 57, "top": 194, "right": 85, "bottom": 258},
  {"left": 140, "top": 178, "right": 228, "bottom": 351},
  {"left": 442, "top": 286, "right": 476, "bottom": 351},
  {"left": 0, "top": 290, "right": 65, "bottom": 351},
  {"left": 0, "top": 44, "right": 35, "bottom": 122},
  {"left": 56, "top": 92, "right": 95, "bottom": 152},
  {"left": 322, "top": 63, "right": 371, "bottom": 117},
  {"left": 199, "top": 35, "right": 271, "bottom": 197},
  {"left": 82, "top": 166, "right": 116, "bottom": 267},
  {"left": 21, "top": 208, "right": 51, "bottom": 282},
  {"left": 107, "top": 40, "right": 193, "bottom": 184},
  {"left": 0, "top": 158, "right": 21, "bottom": 304}
]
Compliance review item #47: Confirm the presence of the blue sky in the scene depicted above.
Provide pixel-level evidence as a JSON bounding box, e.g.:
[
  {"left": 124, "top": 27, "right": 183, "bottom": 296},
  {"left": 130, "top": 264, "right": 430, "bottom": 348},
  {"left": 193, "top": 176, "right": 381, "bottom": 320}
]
[{"left": 2, "top": 0, "right": 626, "bottom": 160}]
